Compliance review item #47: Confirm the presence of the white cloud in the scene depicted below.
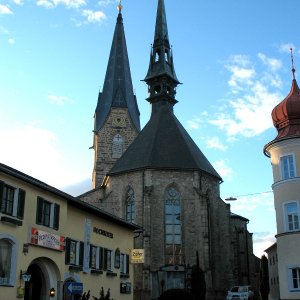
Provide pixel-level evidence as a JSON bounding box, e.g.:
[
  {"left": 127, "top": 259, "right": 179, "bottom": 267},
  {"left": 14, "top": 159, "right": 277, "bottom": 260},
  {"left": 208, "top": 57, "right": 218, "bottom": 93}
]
[
  {"left": 98, "top": 0, "right": 116, "bottom": 7},
  {"left": 0, "top": 4, "right": 13, "bottom": 14},
  {"left": 81, "top": 9, "right": 106, "bottom": 23},
  {"left": 278, "top": 43, "right": 295, "bottom": 54},
  {"left": 12, "top": 0, "right": 24, "bottom": 5},
  {"left": 252, "top": 232, "right": 276, "bottom": 258},
  {"left": 37, "top": 0, "right": 86, "bottom": 9},
  {"left": 0, "top": 123, "right": 88, "bottom": 188},
  {"left": 48, "top": 94, "right": 74, "bottom": 106},
  {"left": 229, "top": 192, "right": 273, "bottom": 213},
  {"left": 213, "top": 160, "right": 233, "bottom": 181},
  {"left": 258, "top": 53, "right": 282, "bottom": 71},
  {"left": 36, "top": 0, "right": 54, "bottom": 8},
  {"left": 8, "top": 38, "right": 15, "bottom": 44},
  {"left": 225, "top": 56, "right": 256, "bottom": 90},
  {"left": 210, "top": 54, "right": 282, "bottom": 138},
  {"left": 187, "top": 117, "right": 202, "bottom": 129},
  {"left": 205, "top": 136, "right": 227, "bottom": 151}
]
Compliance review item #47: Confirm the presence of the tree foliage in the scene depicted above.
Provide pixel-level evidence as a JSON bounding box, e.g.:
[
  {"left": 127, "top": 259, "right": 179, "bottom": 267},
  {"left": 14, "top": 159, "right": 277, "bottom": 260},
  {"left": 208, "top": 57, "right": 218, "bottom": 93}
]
[{"left": 259, "top": 254, "right": 269, "bottom": 300}]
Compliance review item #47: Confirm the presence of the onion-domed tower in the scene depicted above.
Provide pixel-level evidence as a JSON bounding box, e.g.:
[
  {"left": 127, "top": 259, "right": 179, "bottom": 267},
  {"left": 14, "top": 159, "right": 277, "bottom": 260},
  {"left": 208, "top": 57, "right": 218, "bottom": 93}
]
[{"left": 264, "top": 49, "right": 300, "bottom": 300}]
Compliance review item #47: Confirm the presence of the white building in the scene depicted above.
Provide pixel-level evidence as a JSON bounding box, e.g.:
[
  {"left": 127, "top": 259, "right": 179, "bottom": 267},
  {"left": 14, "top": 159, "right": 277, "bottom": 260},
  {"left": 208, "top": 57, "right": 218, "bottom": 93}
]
[{"left": 264, "top": 59, "right": 300, "bottom": 300}]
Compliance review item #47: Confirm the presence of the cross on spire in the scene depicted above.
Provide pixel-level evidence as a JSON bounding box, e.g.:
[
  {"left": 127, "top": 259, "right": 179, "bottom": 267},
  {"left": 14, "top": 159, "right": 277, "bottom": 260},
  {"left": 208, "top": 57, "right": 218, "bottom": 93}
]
[{"left": 290, "top": 47, "right": 296, "bottom": 80}]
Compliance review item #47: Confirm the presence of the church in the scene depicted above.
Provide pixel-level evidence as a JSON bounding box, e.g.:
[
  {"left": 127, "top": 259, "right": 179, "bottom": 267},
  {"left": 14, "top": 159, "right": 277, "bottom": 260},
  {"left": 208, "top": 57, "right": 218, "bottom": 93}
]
[{"left": 80, "top": 1, "right": 260, "bottom": 299}]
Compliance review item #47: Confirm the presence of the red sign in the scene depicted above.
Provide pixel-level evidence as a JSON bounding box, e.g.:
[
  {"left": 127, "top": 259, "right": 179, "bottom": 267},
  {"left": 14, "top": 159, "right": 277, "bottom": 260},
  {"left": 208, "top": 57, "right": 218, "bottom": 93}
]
[{"left": 31, "top": 228, "right": 65, "bottom": 251}]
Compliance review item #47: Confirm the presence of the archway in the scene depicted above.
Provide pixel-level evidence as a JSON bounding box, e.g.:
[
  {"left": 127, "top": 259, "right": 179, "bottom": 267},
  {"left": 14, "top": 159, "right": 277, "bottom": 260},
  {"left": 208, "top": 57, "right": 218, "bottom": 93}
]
[{"left": 24, "top": 257, "right": 60, "bottom": 300}]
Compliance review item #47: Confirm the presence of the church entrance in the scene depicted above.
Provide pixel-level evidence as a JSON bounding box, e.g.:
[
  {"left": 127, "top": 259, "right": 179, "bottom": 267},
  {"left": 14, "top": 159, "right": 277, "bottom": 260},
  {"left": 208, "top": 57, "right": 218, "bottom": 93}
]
[{"left": 24, "top": 257, "right": 60, "bottom": 300}]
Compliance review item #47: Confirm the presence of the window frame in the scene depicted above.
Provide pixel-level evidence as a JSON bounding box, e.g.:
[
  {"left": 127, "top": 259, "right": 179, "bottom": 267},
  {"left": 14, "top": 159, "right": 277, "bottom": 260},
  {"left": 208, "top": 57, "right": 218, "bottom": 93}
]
[
  {"left": 0, "top": 234, "right": 18, "bottom": 287},
  {"left": 104, "top": 248, "right": 114, "bottom": 272},
  {"left": 36, "top": 197, "right": 60, "bottom": 230},
  {"left": 0, "top": 180, "right": 25, "bottom": 220},
  {"left": 283, "top": 201, "right": 300, "bottom": 232},
  {"left": 280, "top": 154, "right": 296, "bottom": 180},
  {"left": 125, "top": 187, "right": 135, "bottom": 224},
  {"left": 65, "top": 238, "right": 84, "bottom": 267},
  {"left": 120, "top": 253, "right": 129, "bottom": 275},
  {"left": 288, "top": 266, "right": 300, "bottom": 291},
  {"left": 165, "top": 186, "right": 182, "bottom": 266},
  {"left": 112, "top": 134, "right": 124, "bottom": 158}
]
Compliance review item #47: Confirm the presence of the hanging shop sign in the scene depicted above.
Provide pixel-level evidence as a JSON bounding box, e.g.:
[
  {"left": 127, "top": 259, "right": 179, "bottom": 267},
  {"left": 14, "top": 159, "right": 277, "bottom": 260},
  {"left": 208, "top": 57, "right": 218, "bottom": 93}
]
[
  {"left": 131, "top": 249, "right": 144, "bottom": 264},
  {"left": 30, "top": 228, "right": 65, "bottom": 251}
]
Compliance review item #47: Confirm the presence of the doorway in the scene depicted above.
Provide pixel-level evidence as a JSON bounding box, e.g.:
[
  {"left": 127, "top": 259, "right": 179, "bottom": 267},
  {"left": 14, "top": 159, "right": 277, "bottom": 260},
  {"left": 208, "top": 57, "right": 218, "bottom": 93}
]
[
  {"left": 24, "top": 263, "right": 45, "bottom": 300},
  {"left": 24, "top": 257, "right": 60, "bottom": 300}
]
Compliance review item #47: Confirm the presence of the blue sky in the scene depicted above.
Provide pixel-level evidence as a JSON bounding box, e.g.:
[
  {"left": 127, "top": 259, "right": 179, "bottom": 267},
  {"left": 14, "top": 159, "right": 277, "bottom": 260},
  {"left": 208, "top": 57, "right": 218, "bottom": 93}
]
[{"left": 1, "top": 0, "right": 300, "bottom": 257}]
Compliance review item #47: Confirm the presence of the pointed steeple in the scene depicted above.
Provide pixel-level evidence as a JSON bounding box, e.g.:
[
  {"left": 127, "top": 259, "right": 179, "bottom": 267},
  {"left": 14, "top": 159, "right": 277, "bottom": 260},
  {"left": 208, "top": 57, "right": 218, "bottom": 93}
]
[
  {"left": 144, "top": 0, "right": 180, "bottom": 114},
  {"left": 109, "top": 0, "right": 221, "bottom": 181},
  {"left": 94, "top": 6, "right": 140, "bottom": 132}
]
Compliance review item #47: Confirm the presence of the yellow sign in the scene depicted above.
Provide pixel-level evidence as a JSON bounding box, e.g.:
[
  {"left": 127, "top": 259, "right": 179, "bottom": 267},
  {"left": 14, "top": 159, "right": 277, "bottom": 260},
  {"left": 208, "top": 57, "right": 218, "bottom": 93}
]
[{"left": 131, "top": 249, "right": 144, "bottom": 264}]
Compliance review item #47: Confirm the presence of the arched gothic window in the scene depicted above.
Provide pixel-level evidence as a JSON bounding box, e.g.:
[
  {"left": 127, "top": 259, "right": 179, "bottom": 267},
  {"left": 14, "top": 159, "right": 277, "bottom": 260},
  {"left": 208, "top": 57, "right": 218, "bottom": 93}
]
[
  {"left": 112, "top": 134, "right": 123, "bottom": 158},
  {"left": 126, "top": 188, "right": 135, "bottom": 223},
  {"left": 165, "top": 187, "right": 182, "bottom": 265}
]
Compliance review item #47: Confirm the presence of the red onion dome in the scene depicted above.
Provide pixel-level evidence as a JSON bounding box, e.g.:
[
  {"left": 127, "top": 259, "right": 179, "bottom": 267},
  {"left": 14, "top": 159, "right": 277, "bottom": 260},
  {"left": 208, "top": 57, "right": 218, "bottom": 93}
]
[{"left": 271, "top": 78, "right": 300, "bottom": 140}]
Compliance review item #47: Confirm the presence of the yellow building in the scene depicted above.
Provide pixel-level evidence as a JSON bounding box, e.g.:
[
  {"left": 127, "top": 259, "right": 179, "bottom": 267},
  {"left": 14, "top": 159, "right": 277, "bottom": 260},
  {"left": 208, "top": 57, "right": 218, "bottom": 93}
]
[
  {"left": 0, "top": 162, "right": 139, "bottom": 300},
  {"left": 264, "top": 59, "right": 300, "bottom": 300}
]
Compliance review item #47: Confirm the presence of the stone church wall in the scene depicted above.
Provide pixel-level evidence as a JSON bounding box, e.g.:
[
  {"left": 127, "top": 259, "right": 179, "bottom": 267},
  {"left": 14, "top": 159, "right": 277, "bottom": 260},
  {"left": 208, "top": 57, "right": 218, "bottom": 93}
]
[{"left": 92, "top": 107, "right": 139, "bottom": 188}]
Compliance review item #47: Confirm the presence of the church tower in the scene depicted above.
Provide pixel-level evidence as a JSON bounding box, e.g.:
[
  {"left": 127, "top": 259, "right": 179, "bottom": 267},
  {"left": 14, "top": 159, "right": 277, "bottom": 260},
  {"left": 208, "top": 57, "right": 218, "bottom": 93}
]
[
  {"left": 92, "top": 2, "right": 140, "bottom": 188},
  {"left": 264, "top": 50, "right": 300, "bottom": 300},
  {"left": 98, "top": 1, "right": 237, "bottom": 299}
]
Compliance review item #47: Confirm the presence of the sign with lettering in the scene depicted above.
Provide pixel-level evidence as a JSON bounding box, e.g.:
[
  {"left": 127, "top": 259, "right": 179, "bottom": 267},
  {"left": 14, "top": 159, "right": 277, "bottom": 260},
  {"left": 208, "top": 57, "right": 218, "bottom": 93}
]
[
  {"left": 66, "top": 282, "right": 83, "bottom": 295},
  {"left": 131, "top": 249, "right": 144, "bottom": 264},
  {"left": 30, "top": 228, "right": 65, "bottom": 251},
  {"left": 93, "top": 227, "right": 113, "bottom": 239}
]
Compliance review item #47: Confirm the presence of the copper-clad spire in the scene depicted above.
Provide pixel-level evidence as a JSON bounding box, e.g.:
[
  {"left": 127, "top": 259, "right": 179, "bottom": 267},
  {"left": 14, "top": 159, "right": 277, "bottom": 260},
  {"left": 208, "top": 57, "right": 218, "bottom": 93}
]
[{"left": 265, "top": 51, "right": 300, "bottom": 146}]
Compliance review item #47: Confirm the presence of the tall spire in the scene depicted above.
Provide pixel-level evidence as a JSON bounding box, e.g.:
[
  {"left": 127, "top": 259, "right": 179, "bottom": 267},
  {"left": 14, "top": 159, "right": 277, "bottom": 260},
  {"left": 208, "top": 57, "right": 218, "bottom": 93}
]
[
  {"left": 144, "top": 0, "right": 180, "bottom": 114},
  {"left": 94, "top": 4, "right": 140, "bottom": 132}
]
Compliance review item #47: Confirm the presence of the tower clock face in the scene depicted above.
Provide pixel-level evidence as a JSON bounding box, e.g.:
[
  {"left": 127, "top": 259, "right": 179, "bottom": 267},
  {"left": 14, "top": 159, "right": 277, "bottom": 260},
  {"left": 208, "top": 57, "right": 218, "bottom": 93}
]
[{"left": 112, "top": 116, "right": 126, "bottom": 127}]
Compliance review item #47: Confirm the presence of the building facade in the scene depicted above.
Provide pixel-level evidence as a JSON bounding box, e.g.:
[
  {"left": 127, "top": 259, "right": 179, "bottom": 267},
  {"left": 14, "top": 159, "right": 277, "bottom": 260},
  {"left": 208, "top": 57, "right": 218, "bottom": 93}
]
[
  {"left": 264, "top": 56, "right": 300, "bottom": 300},
  {"left": 0, "top": 162, "right": 139, "bottom": 300},
  {"left": 82, "top": 1, "right": 259, "bottom": 299}
]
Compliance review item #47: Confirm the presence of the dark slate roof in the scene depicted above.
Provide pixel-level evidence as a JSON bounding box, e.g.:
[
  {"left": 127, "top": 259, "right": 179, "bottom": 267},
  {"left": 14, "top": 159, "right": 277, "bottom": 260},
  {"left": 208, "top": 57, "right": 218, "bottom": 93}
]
[
  {"left": 95, "top": 12, "right": 140, "bottom": 132},
  {"left": 0, "top": 162, "right": 140, "bottom": 230},
  {"left": 154, "top": 0, "right": 169, "bottom": 46},
  {"left": 109, "top": 103, "right": 221, "bottom": 180},
  {"left": 230, "top": 212, "right": 249, "bottom": 222}
]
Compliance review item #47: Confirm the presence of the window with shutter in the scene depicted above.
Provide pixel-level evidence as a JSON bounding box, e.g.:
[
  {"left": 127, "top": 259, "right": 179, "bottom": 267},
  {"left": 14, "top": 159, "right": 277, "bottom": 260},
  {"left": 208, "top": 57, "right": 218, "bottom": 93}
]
[
  {"left": 17, "top": 189, "right": 25, "bottom": 220},
  {"left": 36, "top": 197, "right": 60, "bottom": 230},
  {"left": 53, "top": 204, "right": 60, "bottom": 230},
  {"left": 99, "top": 247, "right": 104, "bottom": 270}
]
